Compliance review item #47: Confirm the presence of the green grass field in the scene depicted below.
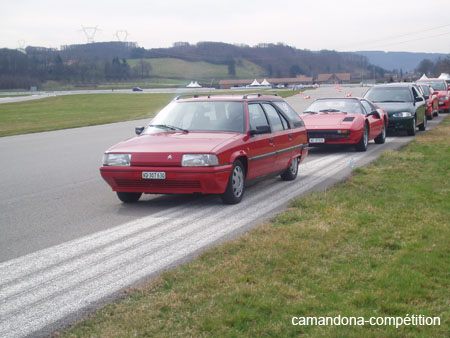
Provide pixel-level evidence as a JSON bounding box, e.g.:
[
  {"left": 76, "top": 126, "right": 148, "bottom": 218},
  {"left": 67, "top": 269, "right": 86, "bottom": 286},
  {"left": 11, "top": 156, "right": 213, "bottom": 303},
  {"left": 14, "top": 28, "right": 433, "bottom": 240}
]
[
  {"left": 127, "top": 58, "right": 266, "bottom": 80},
  {"left": 57, "top": 118, "right": 449, "bottom": 337},
  {"left": 0, "top": 90, "right": 298, "bottom": 136}
]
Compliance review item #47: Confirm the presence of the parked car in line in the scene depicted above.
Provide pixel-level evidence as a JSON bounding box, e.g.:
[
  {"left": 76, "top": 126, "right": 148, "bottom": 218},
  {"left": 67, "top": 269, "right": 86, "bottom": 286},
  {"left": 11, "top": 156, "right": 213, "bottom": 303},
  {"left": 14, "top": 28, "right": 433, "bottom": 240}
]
[
  {"left": 417, "top": 83, "right": 439, "bottom": 119},
  {"left": 416, "top": 78, "right": 449, "bottom": 114},
  {"left": 364, "top": 83, "right": 426, "bottom": 136},
  {"left": 100, "top": 94, "right": 308, "bottom": 204},
  {"left": 301, "top": 97, "right": 388, "bottom": 151},
  {"left": 132, "top": 87, "right": 143, "bottom": 92}
]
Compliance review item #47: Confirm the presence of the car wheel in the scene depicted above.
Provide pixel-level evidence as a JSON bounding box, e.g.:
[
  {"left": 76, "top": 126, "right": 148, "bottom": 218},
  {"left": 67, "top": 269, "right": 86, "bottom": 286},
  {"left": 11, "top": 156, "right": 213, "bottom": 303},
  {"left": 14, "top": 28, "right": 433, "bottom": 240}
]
[
  {"left": 427, "top": 111, "right": 433, "bottom": 120},
  {"left": 280, "top": 157, "right": 299, "bottom": 181},
  {"left": 407, "top": 117, "right": 416, "bottom": 136},
  {"left": 419, "top": 114, "right": 427, "bottom": 131},
  {"left": 434, "top": 107, "right": 439, "bottom": 117},
  {"left": 117, "top": 192, "right": 142, "bottom": 203},
  {"left": 221, "top": 160, "right": 245, "bottom": 204},
  {"left": 374, "top": 123, "right": 386, "bottom": 144},
  {"left": 355, "top": 124, "right": 369, "bottom": 151}
]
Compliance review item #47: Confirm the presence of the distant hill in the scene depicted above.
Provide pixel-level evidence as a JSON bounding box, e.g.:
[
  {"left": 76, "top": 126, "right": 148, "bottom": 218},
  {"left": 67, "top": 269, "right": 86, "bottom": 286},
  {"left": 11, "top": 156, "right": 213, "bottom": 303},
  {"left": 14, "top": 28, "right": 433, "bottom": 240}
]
[{"left": 355, "top": 51, "right": 448, "bottom": 72}]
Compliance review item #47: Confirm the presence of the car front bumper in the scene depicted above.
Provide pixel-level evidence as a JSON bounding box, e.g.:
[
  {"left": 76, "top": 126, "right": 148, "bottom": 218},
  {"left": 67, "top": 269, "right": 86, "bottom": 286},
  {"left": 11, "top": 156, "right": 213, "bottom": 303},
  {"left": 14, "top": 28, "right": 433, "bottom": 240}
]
[
  {"left": 307, "top": 129, "right": 363, "bottom": 145},
  {"left": 100, "top": 164, "right": 233, "bottom": 195},
  {"left": 386, "top": 116, "right": 414, "bottom": 131}
]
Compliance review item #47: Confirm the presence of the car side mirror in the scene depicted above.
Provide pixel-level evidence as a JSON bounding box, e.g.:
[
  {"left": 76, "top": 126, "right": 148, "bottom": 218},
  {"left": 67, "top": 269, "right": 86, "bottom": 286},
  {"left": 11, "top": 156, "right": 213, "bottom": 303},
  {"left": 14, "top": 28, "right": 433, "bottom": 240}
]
[
  {"left": 250, "top": 125, "right": 271, "bottom": 136},
  {"left": 415, "top": 96, "right": 424, "bottom": 102},
  {"left": 433, "top": 91, "right": 439, "bottom": 95},
  {"left": 135, "top": 126, "right": 145, "bottom": 135},
  {"left": 367, "top": 111, "right": 380, "bottom": 118},
  {"left": 424, "top": 95, "right": 429, "bottom": 100}
]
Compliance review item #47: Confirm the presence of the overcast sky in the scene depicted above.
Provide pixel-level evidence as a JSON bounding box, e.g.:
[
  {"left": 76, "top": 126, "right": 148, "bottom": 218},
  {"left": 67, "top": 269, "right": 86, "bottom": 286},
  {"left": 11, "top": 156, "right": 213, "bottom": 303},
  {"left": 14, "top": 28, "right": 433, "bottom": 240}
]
[{"left": 1, "top": 0, "right": 450, "bottom": 53}]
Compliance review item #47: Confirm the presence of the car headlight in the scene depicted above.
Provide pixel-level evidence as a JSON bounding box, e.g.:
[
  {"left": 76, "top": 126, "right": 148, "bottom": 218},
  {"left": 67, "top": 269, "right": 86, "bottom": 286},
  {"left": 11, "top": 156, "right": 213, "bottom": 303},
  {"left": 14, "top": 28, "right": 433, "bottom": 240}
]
[
  {"left": 439, "top": 96, "right": 449, "bottom": 100},
  {"left": 103, "top": 153, "right": 131, "bottom": 166},
  {"left": 182, "top": 154, "right": 219, "bottom": 167},
  {"left": 392, "top": 112, "right": 412, "bottom": 117}
]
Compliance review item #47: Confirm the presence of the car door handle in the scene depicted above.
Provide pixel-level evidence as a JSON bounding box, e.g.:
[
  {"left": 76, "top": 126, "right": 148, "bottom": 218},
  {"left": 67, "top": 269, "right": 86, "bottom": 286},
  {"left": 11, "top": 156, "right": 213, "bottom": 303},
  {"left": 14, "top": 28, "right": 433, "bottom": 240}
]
[{"left": 288, "top": 133, "right": 293, "bottom": 140}]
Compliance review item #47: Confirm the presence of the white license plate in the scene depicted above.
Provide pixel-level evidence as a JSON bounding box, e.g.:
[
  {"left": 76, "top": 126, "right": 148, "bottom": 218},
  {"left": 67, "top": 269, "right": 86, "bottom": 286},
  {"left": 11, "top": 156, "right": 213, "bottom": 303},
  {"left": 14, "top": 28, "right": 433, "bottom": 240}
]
[
  {"left": 142, "top": 171, "right": 166, "bottom": 180},
  {"left": 439, "top": 102, "right": 445, "bottom": 105},
  {"left": 309, "top": 138, "right": 325, "bottom": 143}
]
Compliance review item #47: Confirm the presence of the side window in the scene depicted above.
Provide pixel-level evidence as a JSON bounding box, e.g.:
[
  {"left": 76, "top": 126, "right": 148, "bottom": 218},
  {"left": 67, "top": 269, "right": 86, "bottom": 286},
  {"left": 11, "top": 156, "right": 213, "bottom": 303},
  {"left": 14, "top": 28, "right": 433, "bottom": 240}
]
[
  {"left": 262, "top": 103, "right": 284, "bottom": 132},
  {"left": 273, "top": 101, "right": 303, "bottom": 126},
  {"left": 411, "top": 87, "right": 420, "bottom": 100},
  {"left": 248, "top": 104, "right": 269, "bottom": 131},
  {"left": 360, "top": 100, "right": 373, "bottom": 115}
]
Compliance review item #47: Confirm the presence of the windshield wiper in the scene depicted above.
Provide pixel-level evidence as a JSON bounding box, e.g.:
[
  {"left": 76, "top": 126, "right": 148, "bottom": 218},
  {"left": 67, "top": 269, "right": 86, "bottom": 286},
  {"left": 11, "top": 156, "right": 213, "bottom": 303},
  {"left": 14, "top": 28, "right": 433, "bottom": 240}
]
[
  {"left": 302, "top": 111, "right": 318, "bottom": 114},
  {"left": 319, "top": 109, "right": 345, "bottom": 113},
  {"left": 149, "top": 124, "right": 189, "bottom": 133},
  {"left": 375, "top": 100, "right": 406, "bottom": 103}
]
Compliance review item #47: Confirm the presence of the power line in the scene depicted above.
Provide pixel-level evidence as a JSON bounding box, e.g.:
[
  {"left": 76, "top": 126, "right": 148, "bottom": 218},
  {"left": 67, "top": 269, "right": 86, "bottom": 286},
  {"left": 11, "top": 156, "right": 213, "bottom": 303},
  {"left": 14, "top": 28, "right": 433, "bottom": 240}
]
[{"left": 339, "top": 23, "right": 450, "bottom": 50}]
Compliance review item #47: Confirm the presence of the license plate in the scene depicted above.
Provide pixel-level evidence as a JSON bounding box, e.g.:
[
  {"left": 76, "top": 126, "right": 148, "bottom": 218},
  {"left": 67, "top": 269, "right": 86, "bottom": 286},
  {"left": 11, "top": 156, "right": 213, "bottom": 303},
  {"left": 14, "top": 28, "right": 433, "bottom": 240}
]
[
  {"left": 309, "top": 138, "right": 325, "bottom": 143},
  {"left": 439, "top": 102, "right": 444, "bottom": 106},
  {"left": 142, "top": 171, "right": 166, "bottom": 180}
]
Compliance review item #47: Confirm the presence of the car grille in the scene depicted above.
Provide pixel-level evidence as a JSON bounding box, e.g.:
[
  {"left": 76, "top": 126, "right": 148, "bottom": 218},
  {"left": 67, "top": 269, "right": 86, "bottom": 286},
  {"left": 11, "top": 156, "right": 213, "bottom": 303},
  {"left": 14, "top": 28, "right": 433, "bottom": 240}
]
[
  {"left": 307, "top": 130, "right": 349, "bottom": 139},
  {"left": 115, "top": 178, "right": 201, "bottom": 189}
]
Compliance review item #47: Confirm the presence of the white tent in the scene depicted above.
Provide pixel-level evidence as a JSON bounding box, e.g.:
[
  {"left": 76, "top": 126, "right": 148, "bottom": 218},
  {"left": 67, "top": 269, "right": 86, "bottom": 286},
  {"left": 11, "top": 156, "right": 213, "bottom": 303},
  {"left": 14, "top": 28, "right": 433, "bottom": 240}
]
[
  {"left": 186, "top": 81, "right": 202, "bottom": 88},
  {"left": 250, "top": 79, "right": 261, "bottom": 86},
  {"left": 261, "top": 78, "right": 271, "bottom": 86},
  {"left": 419, "top": 74, "right": 428, "bottom": 80},
  {"left": 438, "top": 73, "right": 450, "bottom": 80}
]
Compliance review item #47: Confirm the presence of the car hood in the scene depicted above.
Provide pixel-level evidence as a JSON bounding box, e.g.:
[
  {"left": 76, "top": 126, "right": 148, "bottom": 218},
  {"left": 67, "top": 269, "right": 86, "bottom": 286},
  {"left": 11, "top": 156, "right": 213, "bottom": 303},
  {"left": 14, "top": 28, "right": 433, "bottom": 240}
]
[
  {"left": 106, "top": 132, "right": 242, "bottom": 166},
  {"left": 302, "top": 113, "right": 357, "bottom": 128},
  {"left": 371, "top": 102, "right": 413, "bottom": 115}
]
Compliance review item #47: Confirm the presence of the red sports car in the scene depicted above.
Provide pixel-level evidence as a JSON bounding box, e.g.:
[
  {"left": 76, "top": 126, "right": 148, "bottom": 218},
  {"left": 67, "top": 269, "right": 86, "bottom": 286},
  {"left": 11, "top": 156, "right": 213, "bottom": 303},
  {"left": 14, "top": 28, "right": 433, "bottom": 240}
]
[
  {"left": 417, "top": 83, "right": 439, "bottom": 119},
  {"left": 417, "top": 78, "right": 449, "bottom": 113},
  {"left": 302, "top": 98, "right": 389, "bottom": 151},
  {"left": 100, "top": 94, "right": 308, "bottom": 204}
]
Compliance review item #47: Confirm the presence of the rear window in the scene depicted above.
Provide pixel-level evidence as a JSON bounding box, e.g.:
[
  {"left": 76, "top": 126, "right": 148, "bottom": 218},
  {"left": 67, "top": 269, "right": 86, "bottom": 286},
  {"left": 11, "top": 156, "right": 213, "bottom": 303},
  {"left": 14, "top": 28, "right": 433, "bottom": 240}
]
[{"left": 273, "top": 101, "right": 304, "bottom": 126}]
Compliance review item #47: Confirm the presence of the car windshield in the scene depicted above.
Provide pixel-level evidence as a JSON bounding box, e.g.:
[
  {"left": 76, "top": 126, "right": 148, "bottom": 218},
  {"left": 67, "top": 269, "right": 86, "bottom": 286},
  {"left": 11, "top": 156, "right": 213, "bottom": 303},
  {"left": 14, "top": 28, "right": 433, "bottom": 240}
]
[
  {"left": 143, "top": 101, "right": 245, "bottom": 134},
  {"left": 303, "top": 99, "right": 363, "bottom": 114},
  {"left": 365, "top": 87, "right": 412, "bottom": 102},
  {"left": 420, "top": 81, "right": 446, "bottom": 91}
]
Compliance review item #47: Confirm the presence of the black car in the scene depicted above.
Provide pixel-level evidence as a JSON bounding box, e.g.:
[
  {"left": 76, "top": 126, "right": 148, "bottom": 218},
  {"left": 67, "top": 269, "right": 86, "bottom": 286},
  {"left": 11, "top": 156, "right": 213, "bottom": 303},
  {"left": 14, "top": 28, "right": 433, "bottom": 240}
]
[{"left": 364, "top": 83, "right": 426, "bottom": 136}]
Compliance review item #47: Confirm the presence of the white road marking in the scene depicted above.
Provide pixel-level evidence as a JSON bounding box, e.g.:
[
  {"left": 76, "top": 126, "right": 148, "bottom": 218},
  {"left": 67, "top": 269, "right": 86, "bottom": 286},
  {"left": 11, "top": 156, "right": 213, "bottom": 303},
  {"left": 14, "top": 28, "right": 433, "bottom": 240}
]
[{"left": 0, "top": 138, "right": 393, "bottom": 338}]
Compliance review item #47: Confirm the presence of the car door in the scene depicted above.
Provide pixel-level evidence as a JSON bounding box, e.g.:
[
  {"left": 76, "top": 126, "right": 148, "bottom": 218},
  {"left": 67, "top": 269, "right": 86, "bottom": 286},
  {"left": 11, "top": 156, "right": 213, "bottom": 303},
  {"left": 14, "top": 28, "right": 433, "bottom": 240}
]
[
  {"left": 261, "top": 103, "right": 295, "bottom": 171},
  {"left": 246, "top": 103, "right": 277, "bottom": 179},
  {"left": 361, "top": 99, "right": 383, "bottom": 139},
  {"left": 411, "top": 86, "right": 426, "bottom": 125}
]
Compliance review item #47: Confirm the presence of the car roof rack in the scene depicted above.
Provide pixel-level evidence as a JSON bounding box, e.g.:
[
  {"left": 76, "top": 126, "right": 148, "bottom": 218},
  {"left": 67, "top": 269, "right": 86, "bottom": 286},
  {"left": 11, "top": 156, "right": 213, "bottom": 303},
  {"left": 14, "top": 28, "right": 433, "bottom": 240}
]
[
  {"left": 242, "top": 93, "right": 279, "bottom": 99},
  {"left": 173, "top": 94, "right": 200, "bottom": 100}
]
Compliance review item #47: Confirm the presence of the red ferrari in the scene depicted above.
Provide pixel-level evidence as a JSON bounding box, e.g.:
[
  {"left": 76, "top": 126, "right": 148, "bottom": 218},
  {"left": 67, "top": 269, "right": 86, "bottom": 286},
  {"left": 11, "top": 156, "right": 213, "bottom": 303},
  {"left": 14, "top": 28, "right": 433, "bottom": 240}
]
[
  {"left": 417, "top": 83, "right": 439, "bottom": 119},
  {"left": 100, "top": 94, "right": 308, "bottom": 204},
  {"left": 302, "top": 98, "right": 389, "bottom": 151}
]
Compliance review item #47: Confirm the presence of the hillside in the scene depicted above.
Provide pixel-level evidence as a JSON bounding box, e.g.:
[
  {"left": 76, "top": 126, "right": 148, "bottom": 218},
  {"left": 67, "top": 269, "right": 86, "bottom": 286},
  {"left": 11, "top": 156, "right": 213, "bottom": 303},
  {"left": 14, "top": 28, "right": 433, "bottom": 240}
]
[
  {"left": 355, "top": 51, "right": 448, "bottom": 72},
  {"left": 127, "top": 57, "right": 266, "bottom": 80}
]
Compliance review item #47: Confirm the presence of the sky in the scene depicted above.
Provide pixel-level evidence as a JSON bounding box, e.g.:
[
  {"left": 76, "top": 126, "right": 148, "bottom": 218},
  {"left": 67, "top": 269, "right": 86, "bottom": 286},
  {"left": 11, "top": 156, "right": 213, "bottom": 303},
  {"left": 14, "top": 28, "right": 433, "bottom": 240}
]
[{"left": 1, "top": 0, "right": 450, "bottom": 54}]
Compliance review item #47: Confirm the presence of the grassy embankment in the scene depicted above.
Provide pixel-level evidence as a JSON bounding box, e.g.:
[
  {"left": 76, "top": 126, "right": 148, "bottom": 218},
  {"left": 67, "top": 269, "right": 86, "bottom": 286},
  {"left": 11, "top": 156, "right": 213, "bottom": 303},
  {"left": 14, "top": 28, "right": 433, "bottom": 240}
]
[
  {"left": 59, "top": 118, "right": 449, "bottom": 337},
  {"left": 0, "top": 90, "right": 298, "bottom": 136}
]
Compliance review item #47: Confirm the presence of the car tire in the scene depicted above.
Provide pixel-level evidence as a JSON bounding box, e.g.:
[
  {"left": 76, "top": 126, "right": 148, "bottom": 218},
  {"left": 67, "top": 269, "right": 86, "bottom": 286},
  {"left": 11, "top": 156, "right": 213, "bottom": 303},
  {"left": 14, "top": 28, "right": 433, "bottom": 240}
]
[
  {"left": 280, "top": 157, "right": 299, "bottom": 181},
  {"left": 434, "top": 108, "right": 439, "bottom": 117},
  {"left": 374, "top": 123, "right": 386, "bottom": 144},
  {"left": 427, "top": 111, "right": 433, "bottom": 120},
  {"left": 407, "top": 117, "right": 416, "bottom": 136},
  {"left": 221, "top": 160, "right": 245, "bottom": 204},
  {"left": 117, "top": 192, "right": 142, "bottom": 203},
  {"left": 355, "top": 123, "right": 369, "bottom": 151},
  {"left": 419, "top": 114, "right": 427, "bottom": 131}
]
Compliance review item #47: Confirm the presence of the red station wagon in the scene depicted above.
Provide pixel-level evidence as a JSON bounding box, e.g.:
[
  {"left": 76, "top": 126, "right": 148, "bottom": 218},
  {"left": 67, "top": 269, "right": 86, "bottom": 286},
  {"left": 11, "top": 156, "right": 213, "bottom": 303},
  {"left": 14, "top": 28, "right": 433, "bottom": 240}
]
[{"left": 100, "top": 94, "right": 308, "bottom": 204}]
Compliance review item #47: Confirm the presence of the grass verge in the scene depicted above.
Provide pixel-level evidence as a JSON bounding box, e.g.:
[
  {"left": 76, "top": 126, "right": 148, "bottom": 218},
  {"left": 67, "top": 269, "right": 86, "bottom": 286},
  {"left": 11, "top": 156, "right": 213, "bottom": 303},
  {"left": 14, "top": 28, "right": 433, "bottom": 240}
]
[
  {"left": 58, "top": 118, "right": 449, "bottom": 337},
  {"left": 0, "top": 90, "right": 298, "bottom": 136}
]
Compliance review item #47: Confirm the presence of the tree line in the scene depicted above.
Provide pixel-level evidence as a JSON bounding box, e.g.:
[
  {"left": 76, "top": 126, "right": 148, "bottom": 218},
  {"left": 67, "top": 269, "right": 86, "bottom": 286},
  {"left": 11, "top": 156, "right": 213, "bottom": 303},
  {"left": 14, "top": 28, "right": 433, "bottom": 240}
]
[
  {"left": 416, "top": 57, "right": 450, "bottom": 77},
  {"left": 0, "top": 41, "right": 390, "bottom": 89}
]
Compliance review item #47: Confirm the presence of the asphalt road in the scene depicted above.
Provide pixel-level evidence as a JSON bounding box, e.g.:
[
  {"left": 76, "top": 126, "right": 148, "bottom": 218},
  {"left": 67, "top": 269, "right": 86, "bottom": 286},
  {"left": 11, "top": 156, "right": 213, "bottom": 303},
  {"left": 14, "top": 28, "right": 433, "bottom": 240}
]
[{"left": 0, "top": 86, "right": 445, "bottom": 337}]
